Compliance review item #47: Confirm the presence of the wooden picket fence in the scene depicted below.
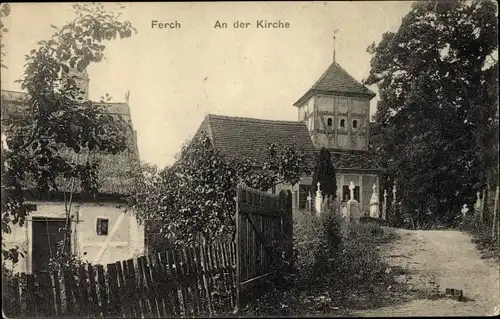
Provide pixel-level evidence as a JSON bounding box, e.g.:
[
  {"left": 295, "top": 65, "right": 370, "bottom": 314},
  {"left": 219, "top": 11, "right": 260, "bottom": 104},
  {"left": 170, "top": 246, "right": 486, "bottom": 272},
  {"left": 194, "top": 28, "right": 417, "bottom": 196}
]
[{"left": 3, "top": 243, "right": 237, "bottom": 318}]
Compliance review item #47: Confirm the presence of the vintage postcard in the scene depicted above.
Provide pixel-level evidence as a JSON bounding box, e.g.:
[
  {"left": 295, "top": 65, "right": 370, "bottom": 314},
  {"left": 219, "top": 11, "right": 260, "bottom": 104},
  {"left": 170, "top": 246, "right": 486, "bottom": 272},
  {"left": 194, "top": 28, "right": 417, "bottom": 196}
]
[{"left": 1, "top": 1, "right": 499, "bottom": 318}]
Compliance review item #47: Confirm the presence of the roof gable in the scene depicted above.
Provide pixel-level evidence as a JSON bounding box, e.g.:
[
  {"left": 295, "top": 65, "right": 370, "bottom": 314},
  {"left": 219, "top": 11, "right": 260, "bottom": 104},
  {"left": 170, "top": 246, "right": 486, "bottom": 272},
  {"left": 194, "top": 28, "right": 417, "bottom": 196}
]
[{"left": 294, "top": 62, "right": 376, "bottom": 106}]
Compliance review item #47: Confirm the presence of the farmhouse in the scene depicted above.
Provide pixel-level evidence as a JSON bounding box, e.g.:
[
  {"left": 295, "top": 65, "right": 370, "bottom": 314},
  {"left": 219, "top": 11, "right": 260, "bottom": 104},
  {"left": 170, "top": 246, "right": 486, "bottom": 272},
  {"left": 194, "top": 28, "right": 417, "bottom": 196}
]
[
  {"left": 1, "top": 69, "right": 145, "bottom": 274},
  {"left": 193, "top": 61, "right": 382, "bottom": 213}
]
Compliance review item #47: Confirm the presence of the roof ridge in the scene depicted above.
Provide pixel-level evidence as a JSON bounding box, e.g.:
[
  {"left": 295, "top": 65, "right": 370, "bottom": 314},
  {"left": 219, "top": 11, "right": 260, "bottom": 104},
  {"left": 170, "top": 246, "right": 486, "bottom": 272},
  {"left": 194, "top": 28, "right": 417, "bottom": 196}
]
[{"left": 207, "top": 113, "right": 304, "bottom": 125}]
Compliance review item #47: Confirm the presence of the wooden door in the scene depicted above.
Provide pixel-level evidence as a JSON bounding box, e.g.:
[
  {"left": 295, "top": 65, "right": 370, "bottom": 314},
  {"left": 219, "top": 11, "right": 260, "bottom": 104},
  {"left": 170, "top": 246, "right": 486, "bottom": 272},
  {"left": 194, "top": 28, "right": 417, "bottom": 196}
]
[{"left": 32, "top": 218, "right": 69, "bottom": 273}]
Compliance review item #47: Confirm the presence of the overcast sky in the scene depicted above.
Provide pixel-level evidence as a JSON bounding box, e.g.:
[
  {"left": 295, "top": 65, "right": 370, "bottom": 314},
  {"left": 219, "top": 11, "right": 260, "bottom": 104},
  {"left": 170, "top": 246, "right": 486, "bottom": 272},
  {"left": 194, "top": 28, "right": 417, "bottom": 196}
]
[{"left": 1, "top": 1, "right": 413, "bottom": 168}]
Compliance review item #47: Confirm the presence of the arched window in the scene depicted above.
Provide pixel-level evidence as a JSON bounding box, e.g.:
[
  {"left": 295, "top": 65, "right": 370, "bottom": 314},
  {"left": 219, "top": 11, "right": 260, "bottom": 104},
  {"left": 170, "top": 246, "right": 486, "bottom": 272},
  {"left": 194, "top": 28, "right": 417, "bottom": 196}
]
[
  {"left": 327, "top": 118, "right": 333, "bottom": 127},
  {"left": 340, "top": 119, "right": 345, "bottom": 128},
  {"left": 353, "top": 120, "right": 358, "bottom": 128}
]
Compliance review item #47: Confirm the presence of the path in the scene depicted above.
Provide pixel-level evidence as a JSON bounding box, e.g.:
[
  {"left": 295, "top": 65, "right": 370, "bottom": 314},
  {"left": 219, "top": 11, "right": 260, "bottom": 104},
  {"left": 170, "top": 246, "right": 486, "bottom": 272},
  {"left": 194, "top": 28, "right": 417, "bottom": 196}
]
[{"left": 356, "top": 228, "right": 499, "bottom": 317}]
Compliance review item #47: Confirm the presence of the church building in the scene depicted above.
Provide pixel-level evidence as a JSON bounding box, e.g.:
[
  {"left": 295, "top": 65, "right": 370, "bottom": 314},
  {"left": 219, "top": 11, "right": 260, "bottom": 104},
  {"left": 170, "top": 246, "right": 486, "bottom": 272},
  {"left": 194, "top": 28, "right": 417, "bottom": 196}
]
[{"left": 193, "top": 60, "right": 383, "bottom": 214}]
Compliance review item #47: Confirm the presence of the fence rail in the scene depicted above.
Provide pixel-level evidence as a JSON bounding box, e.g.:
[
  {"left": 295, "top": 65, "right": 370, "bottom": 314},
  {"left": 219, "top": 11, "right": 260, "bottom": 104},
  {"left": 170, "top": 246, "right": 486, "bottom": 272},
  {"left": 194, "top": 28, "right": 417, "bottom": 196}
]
[{"left": 3, "top": 242, "right": 237, "bottom": 318}]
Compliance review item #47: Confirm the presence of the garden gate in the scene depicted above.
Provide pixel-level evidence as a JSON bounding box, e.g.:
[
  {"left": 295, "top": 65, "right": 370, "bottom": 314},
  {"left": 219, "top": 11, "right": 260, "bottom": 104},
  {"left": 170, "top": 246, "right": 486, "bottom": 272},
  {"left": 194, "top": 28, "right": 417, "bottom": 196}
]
[{"left": 234, "top": 184, "right": 293, "bottom": 311}]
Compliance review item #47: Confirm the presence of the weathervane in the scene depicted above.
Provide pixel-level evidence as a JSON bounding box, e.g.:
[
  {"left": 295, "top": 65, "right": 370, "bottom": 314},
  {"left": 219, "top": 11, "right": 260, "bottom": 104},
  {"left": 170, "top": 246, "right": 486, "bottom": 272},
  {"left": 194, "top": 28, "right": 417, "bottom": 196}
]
[{"left": 333, "top": 29, "right": 339, "bottom": 63}]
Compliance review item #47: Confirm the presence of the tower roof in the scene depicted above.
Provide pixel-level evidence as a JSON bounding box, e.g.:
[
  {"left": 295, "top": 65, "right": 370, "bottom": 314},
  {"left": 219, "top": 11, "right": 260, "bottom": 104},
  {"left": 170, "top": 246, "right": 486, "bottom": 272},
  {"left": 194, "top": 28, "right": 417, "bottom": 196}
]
[{"left": 294, "top": 62, "right": 376, "bottom": 106}]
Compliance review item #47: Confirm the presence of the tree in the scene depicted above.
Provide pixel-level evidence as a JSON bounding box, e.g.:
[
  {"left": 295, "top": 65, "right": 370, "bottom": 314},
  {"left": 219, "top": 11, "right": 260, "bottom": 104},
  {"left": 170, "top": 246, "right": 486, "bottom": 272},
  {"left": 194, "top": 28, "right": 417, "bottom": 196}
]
[
  {"left": 0, "top": 3, "right": 10, "bottom": 69},
  {"left": 1, "top": 3, "right": 137, "bottom": 263},
  {"left": 311, "top": 148, "right": 337, "bottom": 199},
  {"left": 129, "top": 132, "right": 312, "bottom": 247},
  {"left": 365, "top": 0, "right": 498, "bottom": 226}
]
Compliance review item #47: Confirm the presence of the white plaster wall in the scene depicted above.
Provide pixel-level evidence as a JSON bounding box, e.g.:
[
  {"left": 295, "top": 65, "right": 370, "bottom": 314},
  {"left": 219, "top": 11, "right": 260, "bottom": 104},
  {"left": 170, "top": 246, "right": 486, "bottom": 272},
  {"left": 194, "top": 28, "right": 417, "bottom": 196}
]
[
  {"left": 306, "top": 96, "right": 314, "bottom": 114},
  {"left": 317, "top": 96, "right": 334, "bottom": 112},
  {"left": 2, "top": 201, "right": 145, "bottom": 273},
  {"left": 298, "top": 105, "right": 305, "bottom": 121},
  {"left": 357, "top": 136, "right": 367, "bottom": 149},
  {"left": 338, "top": 97, "right": 348, "bottom": 113},
  {"left": 352, "top": 98, "right": 368, "bottom": 114},
  {"left": 314, "top": 134, "right": 336, "bottom": 149},
  {"left": 337, "top": 134, "right": 349, "bottom": 148}
]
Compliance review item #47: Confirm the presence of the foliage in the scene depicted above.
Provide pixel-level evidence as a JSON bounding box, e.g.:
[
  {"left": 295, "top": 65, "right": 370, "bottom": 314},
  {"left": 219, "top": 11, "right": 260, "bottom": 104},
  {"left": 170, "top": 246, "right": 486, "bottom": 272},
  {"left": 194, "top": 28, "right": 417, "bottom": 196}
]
[
  {"left": 47, "top": 239, "right": 92, "bottom": 273},
  {"left": 1, "top": 3, "right": 136, "bottom": 263},
  {"left": 366, "top": 0, "right": 499, "bottom": 226},
  {"left": 0, "top": 3, "right": 10, "bottom": 69},
  {"left": 129, "top": 132, "right": 312, "bottom": 248},
  {"left": 294, "top": 208, "right": 390, "bottom": 290},
  {"left": 311, "top": 148, "right": 337, "bottom": 199},
  {"left": 2, "top": 262, "right": 22, "bottom": 318},
  {"left": 457, "top": 213, "right": 500, "bottom": 260},
  {"left": 244, "top": 210, "right": 403, "bottom": 316}
]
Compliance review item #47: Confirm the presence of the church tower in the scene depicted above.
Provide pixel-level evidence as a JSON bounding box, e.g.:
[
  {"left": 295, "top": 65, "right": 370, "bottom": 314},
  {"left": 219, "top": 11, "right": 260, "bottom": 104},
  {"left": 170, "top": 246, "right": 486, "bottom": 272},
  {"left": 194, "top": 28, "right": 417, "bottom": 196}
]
[{"left": 293, "top": 62, "right": 376, "bottom": 150}]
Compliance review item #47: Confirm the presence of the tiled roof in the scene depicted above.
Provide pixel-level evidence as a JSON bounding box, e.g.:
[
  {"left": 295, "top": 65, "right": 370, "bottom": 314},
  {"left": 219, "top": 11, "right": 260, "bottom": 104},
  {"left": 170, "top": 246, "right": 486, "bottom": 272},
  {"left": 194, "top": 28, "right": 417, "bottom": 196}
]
[
  {"left": 193, "top": 114, "right": 382, "bottom": 172},
  {"left": 294, "top": 62, "right": 376, "bottom": 106},
  {"left": 330, "top": 150, "right": 382, "bottom": 171},
  {"left": 194, "top": 114, "right": 317, "bottom": 165},
  {"left": 1, "top": 90, "right": 140, "bottom": 197}
]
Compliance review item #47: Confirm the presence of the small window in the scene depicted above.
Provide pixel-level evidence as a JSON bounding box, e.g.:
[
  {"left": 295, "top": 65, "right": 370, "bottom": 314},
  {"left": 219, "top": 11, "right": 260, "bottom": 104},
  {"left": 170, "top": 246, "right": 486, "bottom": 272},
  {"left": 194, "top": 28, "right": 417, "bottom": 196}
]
[
  {"left": 96, "top": 218, "right": 109, "bottom": 236},
  {"left": 340, "top": 119, "right": 345, "bottom": 128},
  {"left": 353, "top": 120, "right": 358, "bottom": 128},
  {"left": 327, "top": 118, "right": 333, "bottom": 127},
  {"left": 271, "top": 185, "right": 276, "bottom": 195}
]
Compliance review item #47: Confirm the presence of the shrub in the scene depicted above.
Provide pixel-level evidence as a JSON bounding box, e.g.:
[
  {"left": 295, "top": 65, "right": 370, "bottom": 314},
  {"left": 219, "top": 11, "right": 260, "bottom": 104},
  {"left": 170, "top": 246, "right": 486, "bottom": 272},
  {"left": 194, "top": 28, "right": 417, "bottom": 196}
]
[
  {"left": 458, "top": 213, "right": 499, "bottom": 259},
  {"left": 48, "top": 240, "right": 92, "bottom": 273},
  {"left": 292, "top": 210, "right": 323, "bottom": 283},
  {"left": 294, "top": 207, "right": 394, "bottom": 297},
  {"left": 2, "top": 262, "right": 22, "bottom": 317}
]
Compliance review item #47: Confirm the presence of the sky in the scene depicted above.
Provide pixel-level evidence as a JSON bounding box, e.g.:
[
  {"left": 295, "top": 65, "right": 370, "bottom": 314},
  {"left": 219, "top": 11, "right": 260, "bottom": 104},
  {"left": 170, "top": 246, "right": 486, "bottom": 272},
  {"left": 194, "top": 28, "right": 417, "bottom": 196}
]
[{"left": 1, "top": 1, "right": 414, "bottom": 168}]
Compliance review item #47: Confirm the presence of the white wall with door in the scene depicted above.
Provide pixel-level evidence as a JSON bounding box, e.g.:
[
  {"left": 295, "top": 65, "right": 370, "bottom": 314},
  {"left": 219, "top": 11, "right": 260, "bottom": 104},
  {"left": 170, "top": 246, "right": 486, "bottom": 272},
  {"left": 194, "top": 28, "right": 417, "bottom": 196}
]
[{"left": 2, "top": 201, "right": 145, "bottom": 274}]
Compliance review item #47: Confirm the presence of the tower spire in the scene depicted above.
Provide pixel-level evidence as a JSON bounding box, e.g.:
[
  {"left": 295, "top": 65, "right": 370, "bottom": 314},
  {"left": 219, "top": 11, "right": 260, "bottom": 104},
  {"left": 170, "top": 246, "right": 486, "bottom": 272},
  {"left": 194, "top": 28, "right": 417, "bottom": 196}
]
[{"left": 333, "top": 29, "right": 339, "bottom": 63}]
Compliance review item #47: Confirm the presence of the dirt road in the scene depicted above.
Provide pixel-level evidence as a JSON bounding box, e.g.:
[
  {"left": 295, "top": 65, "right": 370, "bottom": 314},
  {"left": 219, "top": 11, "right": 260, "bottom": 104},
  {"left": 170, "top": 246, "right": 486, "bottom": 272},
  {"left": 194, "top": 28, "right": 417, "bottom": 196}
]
[{"left": 356, "top": 228, "right": 499, "bottom": 317}]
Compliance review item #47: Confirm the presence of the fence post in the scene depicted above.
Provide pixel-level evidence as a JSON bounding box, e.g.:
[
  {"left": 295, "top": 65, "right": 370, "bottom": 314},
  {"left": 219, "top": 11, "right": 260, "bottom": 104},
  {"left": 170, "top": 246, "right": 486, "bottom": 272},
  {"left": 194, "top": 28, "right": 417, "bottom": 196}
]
[
  {"left": 233, "top": 186, "right": 242, "bottom": 314},
  {"left": 493, "top": 185, "right": 499, "bottom": 239},
  {"left": 474, "top": 191, "right": 482, "bottom": 223},
  {"left": 481, "top": 188, "right": 486, "bottom": 224},
  {"left": 285, "top": 190, "right": 293, "bottom": 272},
  {"left": 382, "top": 189, "right": 388, "bottom": 221}
]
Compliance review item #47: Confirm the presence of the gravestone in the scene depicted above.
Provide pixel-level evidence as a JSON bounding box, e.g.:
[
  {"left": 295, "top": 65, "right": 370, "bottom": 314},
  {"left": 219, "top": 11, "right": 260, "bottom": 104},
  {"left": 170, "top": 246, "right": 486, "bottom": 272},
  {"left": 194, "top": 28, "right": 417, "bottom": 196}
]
[
  {"left": 369, "top": 184, "right": 380, "bottom": 218},
  {"left": 382, "top": 189, "right": 388, "bottom": 220},
  {"left": 346, "top": 181, "right": 360, "bottom": 224},
  {"left": 474, "top": 191, "right": 482, "bottom": 221},
  {"left": 315, "top": 182, "right": 323, "bottom": 216},
  {"left": 461, "top": 204, "right": 469, "bottom": 218}
]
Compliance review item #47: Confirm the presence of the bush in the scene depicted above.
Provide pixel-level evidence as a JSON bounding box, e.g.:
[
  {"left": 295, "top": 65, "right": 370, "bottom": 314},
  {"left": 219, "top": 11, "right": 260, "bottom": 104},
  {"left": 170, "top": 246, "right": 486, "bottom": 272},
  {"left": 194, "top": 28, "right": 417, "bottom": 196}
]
[
  {"left": 458, "top": 213, "right": 499, "bottom": 259},
  {"left": 2, "top": 262, "right": 21, "bottom": 317},
  {"left": 48, "top": 240, "right": 92, "bottom": 272},
  {"left": 244, "top": 209, "right": 402, "bottom": 316},
  {"left": 294, "top": 207, "right": 392, "bottom": 293}
]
